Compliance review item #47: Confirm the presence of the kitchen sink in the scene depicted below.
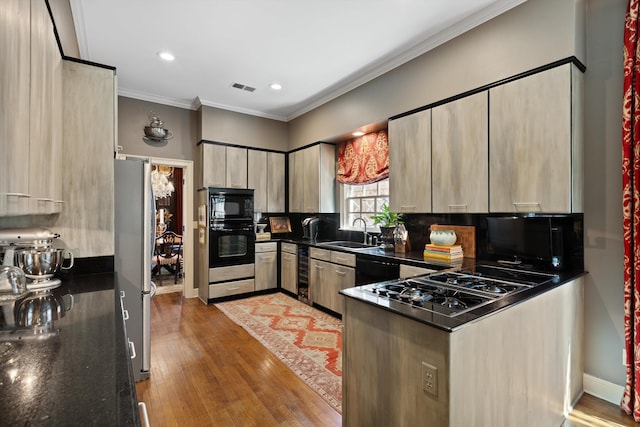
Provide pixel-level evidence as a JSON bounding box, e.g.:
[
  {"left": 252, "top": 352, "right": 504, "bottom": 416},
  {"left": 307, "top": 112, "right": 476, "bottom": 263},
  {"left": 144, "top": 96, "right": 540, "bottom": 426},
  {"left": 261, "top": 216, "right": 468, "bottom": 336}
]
[{"left": 317, "top": 240, "right": 375, "bottom": 249}]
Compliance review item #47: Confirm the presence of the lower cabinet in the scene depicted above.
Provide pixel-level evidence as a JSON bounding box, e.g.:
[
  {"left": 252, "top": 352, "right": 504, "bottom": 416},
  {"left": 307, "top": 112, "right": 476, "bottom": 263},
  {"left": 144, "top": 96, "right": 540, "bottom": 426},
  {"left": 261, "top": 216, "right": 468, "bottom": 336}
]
[
  {"left": 309, "top": 248, "right": 355, "bottom": 315},
  {"left": 255, "top": 242, "right": 277, "bottom": 291},
  {"left": 200, "top": 263, "right": 255, "bottom": 303},
  {"left": 280, "top": 242, "right": 298, "bottom": 295}
]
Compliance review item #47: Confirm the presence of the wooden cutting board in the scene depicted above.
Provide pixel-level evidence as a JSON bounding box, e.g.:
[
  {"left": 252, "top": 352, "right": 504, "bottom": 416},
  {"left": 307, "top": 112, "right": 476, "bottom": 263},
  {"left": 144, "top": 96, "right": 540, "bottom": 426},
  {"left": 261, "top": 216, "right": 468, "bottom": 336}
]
[{"left": 430, "top": 224, "right": 476, "bottom": 258}]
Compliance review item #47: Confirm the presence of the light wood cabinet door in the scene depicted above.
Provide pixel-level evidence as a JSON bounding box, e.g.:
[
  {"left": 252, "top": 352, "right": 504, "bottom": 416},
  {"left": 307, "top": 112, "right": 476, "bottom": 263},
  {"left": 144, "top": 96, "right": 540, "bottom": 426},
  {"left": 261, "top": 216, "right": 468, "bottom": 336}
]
[
  {"left": 255, "top": 250, "right": 277, "bottom": 291},
  {"left": 202, "top": 144, "right": 226, "bottom": 188},
  {"left": 389, "top": 109, "right": 432, "bottom": 213},
  {"left": 432, "top": 92, "right": 488, "bottom": 213},
  {"left": 60, "top": 60, "right": 115, "bottom": 257},
  {"left": 289, "top": 144, "right": 335, "bottom": 214},
  {"left": 280, "top": 251, "right": 297, "bottom": 294},
  {"left": 288, "top": 150, "right": 304, "bottom": 212},
  {"left": 489, "top": 64, "right": 572, "bottom": 213},
  {"left": 309, "top": 258, "right": 331, "bottom": 309},
  {"left": 226, "top": 146, "right": 247, "bottom": 189},
  {"left": 303, "top": 145, "right": 320, "bottom": 212},
  {"left": 267, "top": 152, "right": 285, "bottom": 212},
  {"left": 0, "top": 0, "right": 31, "bottom": 215},
  {"left": 30, "top": 0, "right": 62, "bottom": 214},
  {"left": 248, "top": 149, "right": 267, "bottom": 212},
  {"left": 331, "top": 264, "right": 354, "bottom": 315}
]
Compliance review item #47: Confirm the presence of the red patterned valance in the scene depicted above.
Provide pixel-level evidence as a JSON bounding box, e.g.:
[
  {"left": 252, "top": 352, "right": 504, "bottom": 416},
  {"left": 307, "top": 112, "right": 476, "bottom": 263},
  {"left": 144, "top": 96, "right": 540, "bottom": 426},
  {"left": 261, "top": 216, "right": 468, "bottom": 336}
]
[{"left": 336, "top": 130, "right": 389, "bottom": 184}]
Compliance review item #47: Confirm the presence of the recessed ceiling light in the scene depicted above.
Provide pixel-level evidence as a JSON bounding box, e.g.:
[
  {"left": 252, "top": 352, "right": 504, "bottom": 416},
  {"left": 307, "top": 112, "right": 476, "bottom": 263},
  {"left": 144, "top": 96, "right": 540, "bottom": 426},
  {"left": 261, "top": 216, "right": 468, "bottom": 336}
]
[
  {"left": 157, "top": 51, "right": 175, "bottom": 61},
  {"left": 270, "top": 83, "right": 282, "bottom": 90},
  {"left": 352, "top": 131, "right": 365, "bottom": 137}
]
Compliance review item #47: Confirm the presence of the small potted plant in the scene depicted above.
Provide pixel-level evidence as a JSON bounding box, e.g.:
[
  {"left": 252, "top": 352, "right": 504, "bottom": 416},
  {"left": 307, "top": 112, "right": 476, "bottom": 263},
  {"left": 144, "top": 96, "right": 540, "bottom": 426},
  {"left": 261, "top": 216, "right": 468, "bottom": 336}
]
[{"left": 371, "top": 204, "right": 404, "bottom": 251}]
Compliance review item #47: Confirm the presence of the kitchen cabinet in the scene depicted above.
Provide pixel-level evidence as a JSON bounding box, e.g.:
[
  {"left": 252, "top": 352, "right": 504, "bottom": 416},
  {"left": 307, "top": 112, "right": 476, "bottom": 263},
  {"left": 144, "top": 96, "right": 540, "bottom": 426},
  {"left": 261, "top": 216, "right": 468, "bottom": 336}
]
[
  {"left": 266, "top": 152, "right": 285, "bottom": 212},
  {"left": 248, "top": 150, "right": 285, "bottom": 213},
  {"left": 432, "top": 92, "right": 488, "bottom": 213},
  {"left": 0, "top": 0, "right": 62, "bottom": 216},
  {"left": 58, "top": 60, "right": 116, "bottom": 257},
  {"left": 389, "top": 108, "right": 432, "bottom": 213},
  {"left": 30, "top": 0, "right": 63, "bottom": 214},
  {"left": 201, "top": 143, "right": 226, "bottom": 188},
  {"left": 309, "top": 247, "right": 354, "bottom": 315},
  {"left": 280, "top": 242, "right": 298, "bottom": 295},
  {"left": 489, "top": 63, "right": 583, "bottom": 213},
  {"left": 0, "top": 0, "right": 31, "bottom": 216},
  {"left": 248, "top": 150, "right": 268, "bottom": 211},
  {"left": 289, "top": 143, "right": 335, "bottom": 213},
  {"left": 255, "top": 242, "right": 277, "bottom": 291},
  {"left": 201, "top": 143, "right": 249, "bottom": 189},
  {"left": 226, "top": 146, "right": 248, "bottom": 189}
]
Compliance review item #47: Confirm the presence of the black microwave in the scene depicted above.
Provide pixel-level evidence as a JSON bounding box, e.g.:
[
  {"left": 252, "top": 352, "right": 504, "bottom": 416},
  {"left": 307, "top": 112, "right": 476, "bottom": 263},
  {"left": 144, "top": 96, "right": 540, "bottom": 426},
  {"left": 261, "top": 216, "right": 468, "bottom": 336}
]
[
  {"left": 486, "top": 216, "right": 567, "bottom": 270},
  {"left": 208, "top": 188, "right": 254, "bottom": 225}
]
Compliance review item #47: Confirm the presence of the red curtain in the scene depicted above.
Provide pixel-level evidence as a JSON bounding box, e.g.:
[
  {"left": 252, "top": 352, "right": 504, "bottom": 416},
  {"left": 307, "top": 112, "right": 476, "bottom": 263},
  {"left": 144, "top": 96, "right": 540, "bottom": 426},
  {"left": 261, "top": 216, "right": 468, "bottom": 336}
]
[
  {"left": 622, "top": 0, "right": 640, "bottom": 419},
  {"left": 336, "top": 130, "right": 389, "bottom": 184}
]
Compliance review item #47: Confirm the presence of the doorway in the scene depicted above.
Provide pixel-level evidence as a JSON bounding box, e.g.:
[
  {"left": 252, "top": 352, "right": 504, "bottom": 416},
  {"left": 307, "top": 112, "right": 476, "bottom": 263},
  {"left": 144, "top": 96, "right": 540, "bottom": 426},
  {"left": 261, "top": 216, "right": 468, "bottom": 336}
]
[{"left": 119, "top": 154, "right": 196, "bottom": 298}]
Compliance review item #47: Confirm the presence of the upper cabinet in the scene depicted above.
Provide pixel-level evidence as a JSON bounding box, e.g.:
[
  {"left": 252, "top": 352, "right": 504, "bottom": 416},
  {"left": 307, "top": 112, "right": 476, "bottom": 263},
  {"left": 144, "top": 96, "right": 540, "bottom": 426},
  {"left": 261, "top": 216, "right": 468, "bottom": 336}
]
[
  {"left": 248, "top": 150, "right": 285, "bottom": 213},
  {"left": 289, "top": 143, "right": 335, "bottom": 213},
  {"left": 203, "top": 144, "right": 285, "bottom": 213},
  {"left": 388, "top": 108, "right": 432, "bottom": 213},
  {"left": 200, "top": 144, "right": 247, "bottom": 189},
  {"left": 432, "top": 92, "right": 489, "bottom": 213},
  {"left": 489, "top": 63, "right": 582, "bottom": 213},
  {"left": 30, "top": 0, "right": 63, "bottom": 214},
  {"left": 266, "top": 152, "right": 285, "bottom": 212},
  {"left": 201, "top": 143, "right": 226, "bottom": 187},
  {"left": 0, "top": 0, "right": 31, "bottom": 215},
  {"left": 226, "top": 146, "right": 248, "bottom": 189},
  {"left": 0, "top": 0, "right": 63, "bottom": 216}
]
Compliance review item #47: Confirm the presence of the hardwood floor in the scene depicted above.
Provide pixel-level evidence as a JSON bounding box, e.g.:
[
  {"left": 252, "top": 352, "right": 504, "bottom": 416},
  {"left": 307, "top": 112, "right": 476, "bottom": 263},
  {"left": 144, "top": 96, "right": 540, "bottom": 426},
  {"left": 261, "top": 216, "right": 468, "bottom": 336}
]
[
  {"left": 135, "top": 292, "right": 341, "bottom": 426},
  {"left": 137, "top": 292, "right": 636, "bottom": 427}
]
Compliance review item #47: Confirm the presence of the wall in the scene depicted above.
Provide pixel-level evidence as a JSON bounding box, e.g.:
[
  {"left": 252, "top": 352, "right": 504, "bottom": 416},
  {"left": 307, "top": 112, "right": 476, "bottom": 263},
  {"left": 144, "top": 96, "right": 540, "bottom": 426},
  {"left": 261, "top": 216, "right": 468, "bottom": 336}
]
[
  {"left": 118, "top": 97, "right": 199, "bottom": 160},
  {"left": 287, "top": 0, "right": 586, "bottom": 149},
  {"left": 199, "top": 105, "right": 288, "bottom": 151},
  {"left": 583, "top": 0, "right": 626, "bottom": 388}
]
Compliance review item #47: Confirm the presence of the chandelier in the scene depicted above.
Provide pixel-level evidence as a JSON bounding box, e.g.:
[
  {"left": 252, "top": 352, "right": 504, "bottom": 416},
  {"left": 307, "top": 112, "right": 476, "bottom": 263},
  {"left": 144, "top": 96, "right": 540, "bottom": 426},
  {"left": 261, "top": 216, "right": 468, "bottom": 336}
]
[{"left": 151, "top": 168, "right": 174, "bottom": 199}]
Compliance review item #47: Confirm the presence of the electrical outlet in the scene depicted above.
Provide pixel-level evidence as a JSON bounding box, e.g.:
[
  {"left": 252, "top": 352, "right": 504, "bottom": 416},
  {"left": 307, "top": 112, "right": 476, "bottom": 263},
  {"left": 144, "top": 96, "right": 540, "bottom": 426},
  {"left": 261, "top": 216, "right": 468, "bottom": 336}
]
[{"left": 422, "top": 362, "right": 438, "bottom": 398}]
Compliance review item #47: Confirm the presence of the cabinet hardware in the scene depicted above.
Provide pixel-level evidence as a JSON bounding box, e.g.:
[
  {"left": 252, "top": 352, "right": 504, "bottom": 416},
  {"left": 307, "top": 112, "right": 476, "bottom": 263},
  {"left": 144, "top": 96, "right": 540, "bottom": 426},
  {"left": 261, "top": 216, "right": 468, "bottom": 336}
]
[
  {"left": 4, "top": 193, "right": 31, "bottom": 198},
  {"left": 513, "top": 202, "right": 541, "bottom": 211},
  {"left": 448, "top": 204, "right": 468, "bottom": 211}
]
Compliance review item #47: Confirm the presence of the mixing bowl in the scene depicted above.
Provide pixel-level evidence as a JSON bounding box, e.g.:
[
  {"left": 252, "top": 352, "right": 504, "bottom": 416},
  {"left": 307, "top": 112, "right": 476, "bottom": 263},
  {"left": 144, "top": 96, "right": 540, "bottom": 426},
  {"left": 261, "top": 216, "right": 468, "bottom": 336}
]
[{"left": 15, "top": 248, "right": 74, "bottom": 278}]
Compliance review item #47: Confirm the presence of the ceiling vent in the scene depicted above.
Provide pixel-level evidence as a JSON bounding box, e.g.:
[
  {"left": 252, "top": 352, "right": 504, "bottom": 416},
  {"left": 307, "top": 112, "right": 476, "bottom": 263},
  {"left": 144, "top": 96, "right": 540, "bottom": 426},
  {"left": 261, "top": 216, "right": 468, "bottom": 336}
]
[{"left": 231, "top": 82, "right": 256, "bottom": 92}]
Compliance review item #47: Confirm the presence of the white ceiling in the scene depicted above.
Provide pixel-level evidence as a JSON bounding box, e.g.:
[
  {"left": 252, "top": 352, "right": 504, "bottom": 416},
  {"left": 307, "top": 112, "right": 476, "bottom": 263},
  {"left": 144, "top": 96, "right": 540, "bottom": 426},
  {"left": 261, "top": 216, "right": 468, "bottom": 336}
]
[{"left": 70, "top": 0, "right": 526, "bottom": 122}]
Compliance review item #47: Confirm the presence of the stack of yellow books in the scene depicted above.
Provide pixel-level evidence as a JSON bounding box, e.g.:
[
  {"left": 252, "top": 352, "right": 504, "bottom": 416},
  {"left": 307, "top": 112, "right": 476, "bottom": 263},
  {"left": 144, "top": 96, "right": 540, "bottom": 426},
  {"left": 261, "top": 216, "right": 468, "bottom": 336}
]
[{"left": 423, "top": 244, "right": 464, "bottom": 263}]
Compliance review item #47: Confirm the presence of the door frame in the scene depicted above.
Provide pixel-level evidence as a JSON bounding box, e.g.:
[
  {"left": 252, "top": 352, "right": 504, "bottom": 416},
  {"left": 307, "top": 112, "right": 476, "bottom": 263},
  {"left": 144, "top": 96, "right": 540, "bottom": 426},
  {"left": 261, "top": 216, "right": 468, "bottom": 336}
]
[{"left": 119, "top": 154, "right": 197, "bottom": 298}]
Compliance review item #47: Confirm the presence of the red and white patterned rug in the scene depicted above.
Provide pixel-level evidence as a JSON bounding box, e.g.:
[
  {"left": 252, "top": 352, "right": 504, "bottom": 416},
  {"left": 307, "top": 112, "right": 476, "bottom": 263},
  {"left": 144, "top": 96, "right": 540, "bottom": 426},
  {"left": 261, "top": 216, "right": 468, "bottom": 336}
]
[{"left": 215, "top": 293, "right": 343, "bottom": 413}]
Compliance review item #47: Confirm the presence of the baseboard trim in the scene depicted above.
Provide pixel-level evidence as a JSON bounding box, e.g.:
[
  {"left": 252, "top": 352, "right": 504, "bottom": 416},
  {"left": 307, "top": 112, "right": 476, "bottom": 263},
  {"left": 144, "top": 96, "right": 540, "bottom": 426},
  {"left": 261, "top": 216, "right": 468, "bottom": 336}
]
[{"left": 583, "top": 373, "right": 624, "bottom": 405}]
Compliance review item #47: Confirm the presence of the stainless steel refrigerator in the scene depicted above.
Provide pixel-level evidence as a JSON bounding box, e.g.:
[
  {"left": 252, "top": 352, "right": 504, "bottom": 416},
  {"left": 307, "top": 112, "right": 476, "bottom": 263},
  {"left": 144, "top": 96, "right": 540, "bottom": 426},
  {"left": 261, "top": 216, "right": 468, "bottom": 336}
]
[{"left": 114, "top": 158, "right": 156, "bottom": 382}]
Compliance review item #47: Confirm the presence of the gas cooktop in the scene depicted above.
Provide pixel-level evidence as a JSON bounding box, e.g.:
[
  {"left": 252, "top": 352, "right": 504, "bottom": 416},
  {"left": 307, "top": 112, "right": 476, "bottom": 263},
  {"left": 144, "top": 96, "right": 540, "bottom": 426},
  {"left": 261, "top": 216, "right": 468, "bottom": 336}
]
[{"left": 361, "top": 266, "right": 557, "bottom": 318}]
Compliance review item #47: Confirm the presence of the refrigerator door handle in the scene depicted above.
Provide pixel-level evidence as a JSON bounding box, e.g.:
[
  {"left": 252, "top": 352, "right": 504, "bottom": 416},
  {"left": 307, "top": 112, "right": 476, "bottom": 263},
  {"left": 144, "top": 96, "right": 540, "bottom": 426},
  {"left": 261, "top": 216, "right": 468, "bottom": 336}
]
[{"left": 150, "top": 281, "right": 157, "bottom": 298}]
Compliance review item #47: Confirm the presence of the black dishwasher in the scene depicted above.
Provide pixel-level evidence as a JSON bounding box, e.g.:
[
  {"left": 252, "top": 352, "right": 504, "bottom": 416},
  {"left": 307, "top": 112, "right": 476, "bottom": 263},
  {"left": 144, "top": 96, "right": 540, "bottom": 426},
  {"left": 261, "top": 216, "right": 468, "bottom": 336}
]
[{"left": 355, "top": 256, "right": 400, "bottom": 285}]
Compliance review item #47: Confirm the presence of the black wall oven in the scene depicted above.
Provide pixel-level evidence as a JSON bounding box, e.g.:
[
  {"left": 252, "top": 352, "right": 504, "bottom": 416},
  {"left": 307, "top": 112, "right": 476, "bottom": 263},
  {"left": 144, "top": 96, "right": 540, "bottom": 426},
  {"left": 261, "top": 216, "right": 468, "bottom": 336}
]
[{"left": 208, "top": 188, "right": 255, "bottom": 267}]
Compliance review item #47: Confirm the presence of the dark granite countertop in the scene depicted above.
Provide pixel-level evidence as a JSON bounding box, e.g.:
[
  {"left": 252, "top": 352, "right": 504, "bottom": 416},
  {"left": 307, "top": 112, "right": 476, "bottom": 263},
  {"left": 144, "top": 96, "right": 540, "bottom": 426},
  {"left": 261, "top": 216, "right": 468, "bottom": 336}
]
[
  {"left": 273, "top": 238, "right": 587, "bottom": 332},
  {"left": 0, "top": 272, "right": 139, "bottom": 426}
]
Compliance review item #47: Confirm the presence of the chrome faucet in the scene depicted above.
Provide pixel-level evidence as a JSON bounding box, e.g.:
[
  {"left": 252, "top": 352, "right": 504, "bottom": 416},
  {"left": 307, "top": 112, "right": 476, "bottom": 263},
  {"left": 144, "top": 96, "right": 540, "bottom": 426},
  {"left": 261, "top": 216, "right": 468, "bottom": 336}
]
[{"left": 352, "top": 217, "right": 369, "bottom": 244}]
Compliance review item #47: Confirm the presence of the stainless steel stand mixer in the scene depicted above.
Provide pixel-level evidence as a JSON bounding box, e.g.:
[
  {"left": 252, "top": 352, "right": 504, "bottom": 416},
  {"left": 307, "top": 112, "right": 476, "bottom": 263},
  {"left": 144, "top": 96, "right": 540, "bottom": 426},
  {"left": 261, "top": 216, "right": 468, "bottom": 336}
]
[
  {"left": 0, "top": 228, "right": 74, "bottom": 336},
  {"left": 0, "top": 227, "right": 73, "bottom": 291}
]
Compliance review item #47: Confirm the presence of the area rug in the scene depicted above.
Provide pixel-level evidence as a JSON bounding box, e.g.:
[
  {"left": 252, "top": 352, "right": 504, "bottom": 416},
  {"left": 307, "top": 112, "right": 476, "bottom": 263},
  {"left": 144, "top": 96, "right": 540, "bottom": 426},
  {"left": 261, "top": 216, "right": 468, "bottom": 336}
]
[{"left": 215, "top": 293, "right": 342, "bottom": 413}]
